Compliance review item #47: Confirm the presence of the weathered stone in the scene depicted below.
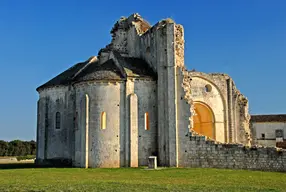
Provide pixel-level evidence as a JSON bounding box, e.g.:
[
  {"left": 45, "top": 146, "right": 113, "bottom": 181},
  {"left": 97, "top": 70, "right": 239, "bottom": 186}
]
[{"left": 35, "top": 13, "right": 286, "bottom": 172}]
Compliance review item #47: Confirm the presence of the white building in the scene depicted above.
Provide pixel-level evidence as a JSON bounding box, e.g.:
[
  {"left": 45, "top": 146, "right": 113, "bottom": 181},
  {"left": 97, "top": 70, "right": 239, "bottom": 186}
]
[{"left": 251, "top": 114, "right": 286, "bottom": 147}]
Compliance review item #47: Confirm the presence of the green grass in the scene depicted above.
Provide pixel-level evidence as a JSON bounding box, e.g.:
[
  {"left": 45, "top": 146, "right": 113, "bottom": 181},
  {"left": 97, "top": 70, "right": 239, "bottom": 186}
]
[{"left": 0, "top": 163, "right": 285, "bottom": 192}]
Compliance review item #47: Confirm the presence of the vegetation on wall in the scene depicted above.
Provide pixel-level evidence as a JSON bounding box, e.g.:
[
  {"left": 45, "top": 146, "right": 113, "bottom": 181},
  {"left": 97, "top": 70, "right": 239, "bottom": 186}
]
[{"left": 0, "top": 140, "right": 36, "bottom": 157}]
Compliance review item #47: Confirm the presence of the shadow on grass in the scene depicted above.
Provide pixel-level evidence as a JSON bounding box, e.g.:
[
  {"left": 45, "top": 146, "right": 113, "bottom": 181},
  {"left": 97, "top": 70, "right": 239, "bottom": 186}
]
[{"left": 0, "top": 163, "right": 72, "bottom": 169}]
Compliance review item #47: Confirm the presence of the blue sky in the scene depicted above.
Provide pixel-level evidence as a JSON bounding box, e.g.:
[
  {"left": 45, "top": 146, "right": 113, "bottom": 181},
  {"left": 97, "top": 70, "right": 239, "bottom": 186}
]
[{"left": 0, "top": 0, "right": 285, "bottom": 141}]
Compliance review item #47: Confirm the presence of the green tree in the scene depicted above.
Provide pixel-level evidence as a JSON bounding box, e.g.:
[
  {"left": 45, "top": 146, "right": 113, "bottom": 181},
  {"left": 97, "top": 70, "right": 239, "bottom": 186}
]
[{"left": 0, "top": 140, "right": 37, "bottom": 156}]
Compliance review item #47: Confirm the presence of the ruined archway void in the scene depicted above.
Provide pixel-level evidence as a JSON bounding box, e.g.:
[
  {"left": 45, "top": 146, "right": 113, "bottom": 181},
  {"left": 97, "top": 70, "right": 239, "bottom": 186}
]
[{"left": 193, "top": 102, "right": 215, "bottom": 139}]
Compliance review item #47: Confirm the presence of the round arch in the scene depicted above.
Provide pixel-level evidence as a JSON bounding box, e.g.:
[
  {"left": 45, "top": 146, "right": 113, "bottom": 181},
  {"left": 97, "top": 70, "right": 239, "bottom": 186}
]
[{"left": 193, "top": 102, "right": 215, "bottom": 139}]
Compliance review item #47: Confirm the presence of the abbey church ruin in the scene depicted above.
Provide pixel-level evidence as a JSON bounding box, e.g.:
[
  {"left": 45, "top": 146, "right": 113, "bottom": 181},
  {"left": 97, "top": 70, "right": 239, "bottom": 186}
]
[{"left": 36, "top": 13, "right": 286, "bottom": 171}]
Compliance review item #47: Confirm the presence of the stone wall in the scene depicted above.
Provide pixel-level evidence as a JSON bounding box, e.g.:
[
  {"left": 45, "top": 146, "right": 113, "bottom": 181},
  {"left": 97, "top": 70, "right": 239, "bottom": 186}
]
[
  {"left": 81, "top": 13, "right": 186, "bottom": 167},
  {"left": 36, "top": 13, "right": 272, "bottom": 170},
  {"left": 96, "top": 14, "right": 183, "bottom": 166},
  {"left": 139, "top": 21, "right": 176, "bottom": 166},
  {"left": 37, "top": 86, "right": 74, "bottom": 163},
  {"left": 180, "top": 135, "right": 286, "bottom": 172},
  {"left": 179, "top": 69, "right": 284, "bottom": 171},
  {"left": 128, "top": 17, "right": 181, "bottom": 166},
  {"left": 73, "top": 79, "right": 157, "bottom": 168},
  {"left": 190, "top": 76, "right": 225, "bottom": 142},
  {"left": 74, "top": 82, "right": 122, "bottom": 168},
  {"left": 122, "top": 79, "right": 158, "bottom": 167},
  {"left": 134, "top": 80, "right": 157, "bottom": 166},
  {"left": 188, "top": 72, "right": 251, "bottom": 145}
]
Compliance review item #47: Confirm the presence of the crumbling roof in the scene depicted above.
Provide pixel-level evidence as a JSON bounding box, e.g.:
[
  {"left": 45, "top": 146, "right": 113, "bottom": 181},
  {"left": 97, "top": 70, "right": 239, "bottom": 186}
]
[
  {"left": 36, "top": 54, "right": 156, "bottom": 91},
  {"left": 251, "top": 114, "right": 286, "bottom": 123}
]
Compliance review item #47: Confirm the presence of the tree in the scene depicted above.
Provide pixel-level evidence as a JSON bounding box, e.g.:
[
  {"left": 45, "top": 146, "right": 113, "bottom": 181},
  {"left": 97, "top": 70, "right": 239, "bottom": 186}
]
[{"left": 0, "top": 140, "right": 37, "bottom": 157}]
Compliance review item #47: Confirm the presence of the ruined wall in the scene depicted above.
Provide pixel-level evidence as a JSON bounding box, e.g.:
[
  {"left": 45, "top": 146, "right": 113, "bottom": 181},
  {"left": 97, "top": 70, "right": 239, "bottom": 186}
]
[
  {"left": 234, "top": 93, "right": 251, "bottom": 145},
  {"left": 180, "top": 135, "right": 286, "bottom": 172},
  {"left": 189, "top": 73, "right": 229, "bottom": 142},
  {"left": 36, "top": 13, "right": 286, "bottom": 171},
  {"left": 179, "top": 69, "right": 283, "bottom": 171},
  {"left": 135, "top": 20, "right": 180, "bottom": 166},
  {"left": 177, "top": 68, "right": 193, "bottom": 166},
  {"left": 138, "top": 22, "right": 173, "bottom": 166},
  {"left": 37, "top": 86, "right": 74, "bottom": 163},
  {"left": 188, "top": 72, "right": 250, "bottom": 145},
  {"left": 96, "top": 15, "right": 180, "bottom": 166},
  {"left": 170, "top": 26, "right": 285, "bottom": 171},
  {"left": 97, "top": 14, "right": 185, "bottom": 166},
  {"left": 190, "top": 76, "right": 225, "bottom": 142},
  {"left": 99, "top": 14, "right": 150, "bottom": 62},
  {"left": 208, "top": 74, "right": 251, "bottom": 145}
]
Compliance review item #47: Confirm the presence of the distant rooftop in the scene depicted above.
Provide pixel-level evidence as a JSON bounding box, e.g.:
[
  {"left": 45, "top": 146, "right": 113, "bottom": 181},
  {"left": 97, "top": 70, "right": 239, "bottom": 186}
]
[{"left": 251, "top": 114, "right": 286, "bottom": 122}]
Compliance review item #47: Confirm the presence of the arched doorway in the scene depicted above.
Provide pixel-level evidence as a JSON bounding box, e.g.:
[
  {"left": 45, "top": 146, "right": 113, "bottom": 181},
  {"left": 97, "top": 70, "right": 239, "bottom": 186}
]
[{"left": 193, "top": 102, "right": 215, "bottom": 139}]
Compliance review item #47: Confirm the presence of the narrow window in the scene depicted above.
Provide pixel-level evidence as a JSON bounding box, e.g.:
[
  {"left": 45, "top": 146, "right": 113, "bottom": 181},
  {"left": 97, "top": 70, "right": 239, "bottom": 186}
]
[
  {"left": 101, "top": 112, "right": 106, "bottom": 130},
  {"left": 55, "top": 112, "right": 61, "bottom": 129},
  {"left": 144, "top": 112, "right": 149, "bottom": 130},
  {"left": 73, "top": 111, "right": 78, "bottom": 130},
  {"left": 261, "top": 133, "right": 265, "bottom": 139}
]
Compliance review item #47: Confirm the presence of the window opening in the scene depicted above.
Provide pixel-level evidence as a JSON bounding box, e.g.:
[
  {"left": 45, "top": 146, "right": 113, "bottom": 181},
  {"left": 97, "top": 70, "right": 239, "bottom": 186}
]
[
  {"left": 101, "top": 112, "right": 106, "bottom": 130},
  {"left": 145, "top": 112, "right": 149, "bottom": 130},
  {"left": 55, "top": 112, "right": 61, "bottom": 129}
]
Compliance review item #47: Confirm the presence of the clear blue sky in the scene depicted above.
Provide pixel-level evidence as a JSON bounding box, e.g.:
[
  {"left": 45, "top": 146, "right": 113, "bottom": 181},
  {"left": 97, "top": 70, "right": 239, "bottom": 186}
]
[{"left": 0, "top": 0, "right": 285, "bottom": 141}]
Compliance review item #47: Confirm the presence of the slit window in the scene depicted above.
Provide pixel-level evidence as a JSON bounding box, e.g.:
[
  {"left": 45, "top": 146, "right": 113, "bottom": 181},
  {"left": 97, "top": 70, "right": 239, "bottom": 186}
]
[
  {"left": 261, "top": 133, "right": 265, "bottom": 139},
  {"left": 144, "top": 112, "right": 150, "bottom": 130},
  {"left": 55, "top": 112, "right": 61, "bottom": 129},
  {"left": 101, "top": 112, "right": 106, "bottom": 130},
  {"left": 74, "top": 112, "right": 78, "bottom": 130}
]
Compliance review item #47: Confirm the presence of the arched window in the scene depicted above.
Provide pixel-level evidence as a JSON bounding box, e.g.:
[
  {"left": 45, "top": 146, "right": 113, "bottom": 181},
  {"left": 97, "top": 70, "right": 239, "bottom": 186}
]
[
  {"left": 55, "top": 112, "right": 61, "bottom": 129},
  {"left": 101, "top": 112, "right": 106, "bottom": 130},
  {"left": 144, "top": 112, "right": 149, "bottom": 130},
  {"left": 205, "top": 84, "right": 212, "bottom": 92}
]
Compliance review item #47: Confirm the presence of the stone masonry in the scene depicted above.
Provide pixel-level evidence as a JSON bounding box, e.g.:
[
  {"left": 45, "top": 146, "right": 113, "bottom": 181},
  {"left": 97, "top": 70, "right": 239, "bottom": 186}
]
[
  {"left": 180, "top": 134, "right": 286, "bottom": 172},
  {"left": 36, "top": 13, "right": 286, "bottom": 172}
]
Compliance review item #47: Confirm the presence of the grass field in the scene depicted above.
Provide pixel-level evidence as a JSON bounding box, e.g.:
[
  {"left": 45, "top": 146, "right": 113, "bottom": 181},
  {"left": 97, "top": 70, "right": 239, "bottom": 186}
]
[{"left": 0, "top": 163, "right": 285, "bottom": 192}]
